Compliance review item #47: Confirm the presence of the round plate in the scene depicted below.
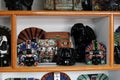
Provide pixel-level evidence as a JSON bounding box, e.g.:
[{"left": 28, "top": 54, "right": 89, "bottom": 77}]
[
  {"left": 77, "top": 73, "right": 109, "bottom": 80},
  {"left": 41, "top": 72, "right": 71, "bottom": 80}
]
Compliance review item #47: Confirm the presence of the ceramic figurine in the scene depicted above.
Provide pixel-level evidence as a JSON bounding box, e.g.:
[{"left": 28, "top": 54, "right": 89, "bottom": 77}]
[
  {"left": 4, "top": 0, "right": 34, "bottom": 10},
  {"left": 55, "top": 0, "right": 73, "bottom": 10},
  {"left": 71, "top": 23, "right": 96, "bottom": 62},
  {"left": 56, "top": 48, "right": 75, "bottom": 65},
  {"left": 0, "top": 26, "right": 11, "bottom": 67},
  {"left": 114, "top": 26, "right": 120, "bottom": 64},
  {"left": 37, "top": 39, "right": 57, "bottom": 63},
  {"left": 85, "top": 40, "right": 106, "bottom": 65},
  {"left": 17, "top": 27, "right": 45, "bottom": 66},
  {"left": 18, "top": 41, "right": 39, "bottom": 66}
]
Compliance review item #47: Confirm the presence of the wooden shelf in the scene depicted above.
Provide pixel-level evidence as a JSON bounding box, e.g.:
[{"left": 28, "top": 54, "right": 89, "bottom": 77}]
[{"left": 0, "top": 11, "right": 119, "bottom": 72}]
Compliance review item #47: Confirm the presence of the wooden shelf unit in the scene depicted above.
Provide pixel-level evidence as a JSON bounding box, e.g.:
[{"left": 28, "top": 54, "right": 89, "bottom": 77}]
[{"left": 0, "top": 11, "right": 118, "bottom": 72}]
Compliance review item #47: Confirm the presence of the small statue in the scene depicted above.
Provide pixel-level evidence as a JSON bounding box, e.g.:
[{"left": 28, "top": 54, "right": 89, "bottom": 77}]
[
  {"left": 4, "top": 0, "right": 34, "bottom": 10},
  {"left": 0, "top": 26, "right": 11, "bottom": 67}
]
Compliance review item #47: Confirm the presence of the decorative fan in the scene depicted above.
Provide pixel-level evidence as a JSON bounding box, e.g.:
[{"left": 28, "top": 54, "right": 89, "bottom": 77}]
[
  {"left": 17, "top": 27, "right": 46, "bottom": 44},
  {"left": 77, "top": 73, "right": 109, "bottom": 80},
  {"left": 41, "top": 72, "right": 71, "bottom": 80}
]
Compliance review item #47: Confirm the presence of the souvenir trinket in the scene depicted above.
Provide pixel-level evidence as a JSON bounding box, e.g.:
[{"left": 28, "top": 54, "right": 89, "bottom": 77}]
[
  {"left": 17, "top": 27, "right": 46, "bottom": 44},
  {"left": 4, "top": 0, "right": 34, "bottom": 10},
  {"left": 77, "top": 73, "right": 109, "bottom": 80},
  {"left": 5, "top": 78, "right": 39, "bottom": 80},
  {"left": 55, "top": 0, "right": 73, "bottom": 10},
  {"left": 114, "top": 26, "right": 120, "bottom": 64},
  {"left": 45, "top": 32, "right": 71, "bottom": 48},
  {"left": 41, "top": 72, "right": 71, "bottom": 80},
  {"left": 17, "top": 40, "right": 39, "bottom": 66},
  {"left": 0, "top": 26, "right": 11, "bottom": 67},
  {"left": 44, "top": 0, "right": 74, "bottom": 10},
  {"left": 37, "top": 39, "right": 57, "bottom": 63},
  {"left": 44, "top": 0, "right": 55, "bottom": 10},
  {"left": 71, "top": 23, "right": 96, "bottom": 62},
  {"left": 74, "top": 0, "right": 83, "bottom": 10},
  {"left": 56, "top": 48, "right": 75, "bottom": 65},
  {"left": 82, "top": 0, "right": 92, "bottom": 10},
  {"left": 17, "top": 27, "right": 45, "bottom": 66},
  {"left": 92, "top": 0, "right": 110, "bottom": 11},
  {"left": 85, "top": 40, "right": 106, "bottom": 65}
]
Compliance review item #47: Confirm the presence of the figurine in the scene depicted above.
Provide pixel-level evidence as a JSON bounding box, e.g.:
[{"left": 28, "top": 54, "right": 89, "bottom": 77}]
[
  {"left": 56, "top": 48, "right": 75, "bottom": 65},
  {"left": 4, "top": 0, "right": 34, "bottom": 10},
  {"left": 71, "top": 23, "right": 96, "bottom": 62},
  {"left": 0, "top": 26, "right": 11, "bottom": 67},
  {"left": 82, "top": 0, "right": 92, "bottom": 10},
  {"left": 18, "top": 41, "right": 39, "bottom": 66},
  {"left": 85, "top": 40, "right": 106, "bottom": 65},
  {"left": 114, "top": 26, "right": 120, "bottom": 64},
  {"left": 38, "top": 39, "right": 57, "bottom": 63},
  {"left": 74, "top": 0, "right": 83, "bottom": 10}
]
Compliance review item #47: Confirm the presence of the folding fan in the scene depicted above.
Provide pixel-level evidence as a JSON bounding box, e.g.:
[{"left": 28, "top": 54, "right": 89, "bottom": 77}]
[{"left": 17, "top": 27, "right": 46, "bottom": 44}]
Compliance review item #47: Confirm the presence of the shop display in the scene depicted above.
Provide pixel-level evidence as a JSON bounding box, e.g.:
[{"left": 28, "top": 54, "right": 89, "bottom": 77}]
[
  {"left": 4, "top": 0, "right": 34, "bottom": 10},
  {"left": 114, "top": 26, "right": 120, "bottom": 64},
  {"left": 56, "top": 48, "right": 75, "bottom": 65},
  {"left": 71, "top": 23, "right": 96, "bottom": 62},
  {"left": 0, "top": 26, "right": 11, "bottom": 67},
  {"left": 45, "top": 32, "right": 71, "bottom": 48},
  {"left": 41, "top": 72, "right": 71, "bottom": 80},
  {"left": 85, "top": 40, "right": 106, "bottom": 65},
  {"left": 37, "top": 39, "right": 57, "bottom": 63},
  {"left": 17, "top": 27, "right": 73, "bottom": 66},
  {"left": 77, "top": 73, "right": 109, "bottom": 80}
]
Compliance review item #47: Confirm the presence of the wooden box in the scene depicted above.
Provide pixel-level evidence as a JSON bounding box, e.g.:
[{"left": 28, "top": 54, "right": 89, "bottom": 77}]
[{"left": 45, "top": 32, "right": 71, "bottom": 48}]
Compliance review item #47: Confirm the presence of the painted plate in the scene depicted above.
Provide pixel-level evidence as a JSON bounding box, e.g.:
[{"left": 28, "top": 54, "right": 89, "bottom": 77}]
[{"left": 41, "top": 72, "right": 71, "bottom": 80}]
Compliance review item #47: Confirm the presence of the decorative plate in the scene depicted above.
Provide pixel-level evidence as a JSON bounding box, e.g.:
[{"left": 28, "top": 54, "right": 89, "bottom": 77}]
[
  {"left": 41, "top": 72, "right": 71, "bottom": 80},
  {"left": 77, "top": 73, "right": 109, "bottom": 80}
]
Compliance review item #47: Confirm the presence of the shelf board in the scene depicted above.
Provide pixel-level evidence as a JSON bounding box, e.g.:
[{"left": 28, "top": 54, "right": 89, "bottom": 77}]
[
  {"left": 0, "top": 65, "right": 113, "bottom": 72},
  {"left": 0, "top": 11, "right": 115, "bottom": 16}
]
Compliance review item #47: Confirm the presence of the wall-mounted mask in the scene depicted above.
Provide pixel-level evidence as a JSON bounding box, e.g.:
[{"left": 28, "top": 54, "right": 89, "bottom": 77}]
[
  {"left": 37, "top": 39, "right": 57, "bottom": 63},
  {"left": 85, "top": 40, "right": 106, "bottom": 65}
]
